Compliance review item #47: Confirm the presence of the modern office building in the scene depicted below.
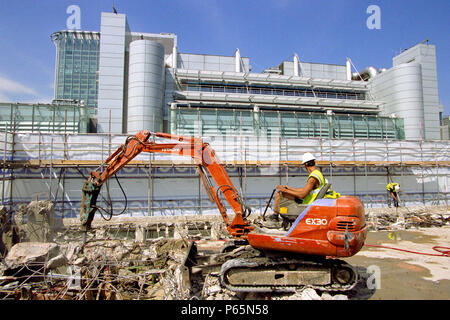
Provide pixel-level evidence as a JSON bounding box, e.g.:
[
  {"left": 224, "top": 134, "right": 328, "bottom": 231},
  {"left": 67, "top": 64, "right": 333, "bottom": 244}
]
[
  {"left": 51, "top": 12, "right": 444, "bottom": 141},
  {"left": 0, "top": 100, "right": 89, "bottom": 133},
  {"left": 51, "top": 30, "right": 100, "bottom": 113},
  {"left": 441, "top": 116, "right": 450, "bottom": 140}
]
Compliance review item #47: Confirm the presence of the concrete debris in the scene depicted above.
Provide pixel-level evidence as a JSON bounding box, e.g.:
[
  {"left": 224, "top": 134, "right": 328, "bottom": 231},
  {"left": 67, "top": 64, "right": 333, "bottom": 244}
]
[
  {"left": 269, "top": 288, "right": 349, "bottom": 301},
  {"left": 0, "top": 237, "right": 193, "bottom": 300},
  {"left": 173, "top": 223, "right": 189, "bottom": 240},
  {"left": 201, "top": 273, "right": 241, "bottom": 300},
  {"left": 320, "top": 293, "right": 333, "bottom": 300},
  {"left": 299, "top": 288, "right": 322, "bottom": 300},
  {"left": 332, "top": 294, "right": 349, "bottom": 300},
  {"left": 210, "top": 221, "right": 228, "bottom": 240},
  {"left": 366, "top": 207, "right": 449, "bottom": 231},
  {"left": 0, "top": 206, "right": 20, "bottom": 257},
  {"left": 45, "top": 254, "right": 68, "bottom": 270},
  {"left": 0, "top": 200, "right": 448, "bottom": 300},
  {"left": 19, "top": 200, "right": 62, "bottom": 242},
  {"left": 0, "top": 200, "right": 63, "bottom": 250},
  {"left": 5, "top": 242, "right": 60, "bottom": 270}
]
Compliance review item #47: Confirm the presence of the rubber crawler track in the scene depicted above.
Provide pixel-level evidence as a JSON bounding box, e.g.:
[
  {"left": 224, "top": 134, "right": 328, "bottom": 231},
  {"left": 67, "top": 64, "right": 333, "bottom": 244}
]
[{"left": 219, "top": 257, "right": 358, "bottom": 293}]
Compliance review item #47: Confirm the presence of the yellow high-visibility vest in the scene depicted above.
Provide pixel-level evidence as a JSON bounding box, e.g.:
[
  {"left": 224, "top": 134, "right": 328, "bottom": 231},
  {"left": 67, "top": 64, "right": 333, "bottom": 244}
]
[
  {"left": 302, "top": 169, "right": 340, "bottom": 204},
  {"left": 387, "top": 183, "right": 399, "bottom": 192}
]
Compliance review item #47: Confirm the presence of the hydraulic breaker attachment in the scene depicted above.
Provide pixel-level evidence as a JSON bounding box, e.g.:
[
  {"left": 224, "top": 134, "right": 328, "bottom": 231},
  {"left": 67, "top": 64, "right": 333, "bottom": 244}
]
[{"left": 80, "top": 180, "right": 101, "bottom": 231}]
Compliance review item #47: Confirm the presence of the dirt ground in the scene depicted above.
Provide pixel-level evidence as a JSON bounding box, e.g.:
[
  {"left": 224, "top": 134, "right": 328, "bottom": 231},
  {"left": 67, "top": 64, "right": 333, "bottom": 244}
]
[{"left": 345, "top": 226, "right": 450, "bottom": 300}]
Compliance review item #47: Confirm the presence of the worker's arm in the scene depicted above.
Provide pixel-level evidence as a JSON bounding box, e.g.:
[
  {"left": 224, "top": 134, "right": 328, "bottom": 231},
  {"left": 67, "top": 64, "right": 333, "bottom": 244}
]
[{"left": 277, "top": 177, "right": 317, "bottom": 199}]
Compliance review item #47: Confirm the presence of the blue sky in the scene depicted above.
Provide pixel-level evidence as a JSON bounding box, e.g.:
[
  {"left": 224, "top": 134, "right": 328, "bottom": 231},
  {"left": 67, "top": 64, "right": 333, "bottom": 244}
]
[{"left": 0, "top": 0, "right": 449, "bottom": 114}]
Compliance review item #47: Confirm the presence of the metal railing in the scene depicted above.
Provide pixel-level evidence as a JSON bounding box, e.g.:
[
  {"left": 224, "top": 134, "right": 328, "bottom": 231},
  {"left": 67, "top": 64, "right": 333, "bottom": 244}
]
[{"left": 185, "top": 84, "right": 366, "bottom": 101}]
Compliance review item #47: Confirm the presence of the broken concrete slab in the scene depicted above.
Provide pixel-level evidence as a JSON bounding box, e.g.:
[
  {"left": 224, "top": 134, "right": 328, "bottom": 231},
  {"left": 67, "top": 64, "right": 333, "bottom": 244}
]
[
  {"left": 24, "top": 200, "right": 60, "bottom": 242},
  {"left": 299, "top": 288, "right": 322, "bottom": 300},
  {"left": 7, "top": 200, "right": 64, "bottom": 244},
  {"left": 365, "top": 206, "right": 449, "bottom": 231},
  {"left": 45, "top": 254, "right": 68, "bottom": 270},
  {"left": 5, "top": 242, "right": 60, "bottom": 269},
  {"left": 173, "top": 222, "right": 189, "bottom": 240}
]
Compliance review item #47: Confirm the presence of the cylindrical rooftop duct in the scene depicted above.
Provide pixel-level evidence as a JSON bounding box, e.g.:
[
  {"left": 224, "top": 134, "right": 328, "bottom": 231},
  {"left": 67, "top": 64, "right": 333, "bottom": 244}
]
[
  {"left": 352, "top": 66, "right": 378, "bottom": 81},
  {"left": 235, "top": 48, "right": 241, "bottom": 73},
  {"left": 346, "top": 59, "right": 352, "bottom": 81},
  {"left": 172, "top": 45, "right": 178, "bottom": 69},
  {"left": 127, "top": 39, "right": 165, "bottom": 134},
  {"left": 294, "top": 53, "right": 299, "bottom": 77}
]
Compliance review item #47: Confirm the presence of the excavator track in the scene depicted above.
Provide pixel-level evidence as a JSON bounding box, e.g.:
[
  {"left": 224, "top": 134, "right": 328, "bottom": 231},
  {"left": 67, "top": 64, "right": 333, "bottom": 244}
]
[{"left": 219, "top": 256, "right": 357, "bottom": 293}]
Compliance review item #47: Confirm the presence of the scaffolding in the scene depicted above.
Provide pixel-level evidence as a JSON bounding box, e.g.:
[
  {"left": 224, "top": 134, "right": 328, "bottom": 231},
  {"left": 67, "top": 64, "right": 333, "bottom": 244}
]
[
  {"left": 0, "top": 129, "right": 448, "bottom": 219},
  {"left": 0, "top": 102, "right": 90, "bottom": 134},
  {"left": 0, "top": 127, "right": 450, "bottom": 217}
]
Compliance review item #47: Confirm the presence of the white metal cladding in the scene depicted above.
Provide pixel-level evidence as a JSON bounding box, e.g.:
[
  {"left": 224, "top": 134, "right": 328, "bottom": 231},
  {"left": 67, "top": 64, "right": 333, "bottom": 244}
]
[
  {"left": 176, "top": 53, "right": 250, "bottom": 73},
  {"left": 97, "top": 12, "right": 128, "bottom": 134},
  {"left": 127, "top": 40, "right": 165, "bottom": 133},
  {"left": 393, "top": 44, "right": 440, "bottom": 140},
  {"left": 280, "top": 61, "right": 348, "bottom": 80},
  {"left": 370, "top": 63, "right": 425, "bottom": 140}
]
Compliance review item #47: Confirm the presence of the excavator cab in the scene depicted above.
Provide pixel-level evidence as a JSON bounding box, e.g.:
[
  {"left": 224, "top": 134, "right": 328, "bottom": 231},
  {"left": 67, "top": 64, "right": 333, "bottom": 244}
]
[{"left": 222, "top": 193, "right": 367, "bottom": 292}]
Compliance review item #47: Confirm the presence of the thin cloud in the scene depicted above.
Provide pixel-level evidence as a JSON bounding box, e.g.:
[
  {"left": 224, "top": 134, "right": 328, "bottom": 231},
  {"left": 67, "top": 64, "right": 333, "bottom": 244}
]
[
  {"left": 0, "top": 92, "right": 11, "bottom": 102},
  {"left": 0, "top": 74, "right": 38, "bottom": 96},
  {"left": 0, "top": 74, "right": 54, "bottom": 104}
]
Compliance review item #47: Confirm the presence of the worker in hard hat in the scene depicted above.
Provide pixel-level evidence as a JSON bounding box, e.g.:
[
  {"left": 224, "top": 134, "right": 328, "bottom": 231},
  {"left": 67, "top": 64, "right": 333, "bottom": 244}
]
[
  {"left": 271, "top": 153, "right": 339, "bottom": 218},
  {"left": 387, "top": 182, "right": 401, "bottom": 207}
]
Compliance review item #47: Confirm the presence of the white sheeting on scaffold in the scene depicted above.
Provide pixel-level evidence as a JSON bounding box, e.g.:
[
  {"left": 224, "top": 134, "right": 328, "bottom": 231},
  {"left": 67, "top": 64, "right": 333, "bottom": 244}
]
[
  {"left": 9, "top": 133, "right": 450, "bottom": 163},
  {"left": 1, "top": 133, "right": 449, "bottom": 218}
]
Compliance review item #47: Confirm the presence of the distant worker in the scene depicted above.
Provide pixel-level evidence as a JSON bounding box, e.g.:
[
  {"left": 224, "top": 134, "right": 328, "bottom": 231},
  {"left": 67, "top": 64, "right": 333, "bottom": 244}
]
[
  {"left": 271, "top": 153, "right": 339, "bottom": 219},
  {"left": 387, "top": 182, "right": 401, "bottom": 207}
]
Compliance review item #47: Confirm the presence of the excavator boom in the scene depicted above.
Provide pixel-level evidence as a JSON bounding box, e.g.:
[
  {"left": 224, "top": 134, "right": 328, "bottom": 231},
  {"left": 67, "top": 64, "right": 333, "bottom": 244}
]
[
  {"left": 80, "top": 130, "right": 368, "bottom": 293},
  {"left": 80, "top": 130, "right": 253, "bottom": 237}
]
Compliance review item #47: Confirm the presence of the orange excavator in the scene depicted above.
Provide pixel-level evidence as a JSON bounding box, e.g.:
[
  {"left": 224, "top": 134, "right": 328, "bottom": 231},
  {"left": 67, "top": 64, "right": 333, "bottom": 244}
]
[{"left": 80, "top": 130, "right": 367, "bottom": 292}]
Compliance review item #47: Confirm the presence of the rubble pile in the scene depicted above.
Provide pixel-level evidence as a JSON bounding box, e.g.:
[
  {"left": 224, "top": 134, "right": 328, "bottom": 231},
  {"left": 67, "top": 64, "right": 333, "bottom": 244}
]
[
  {"left": 366, "top": 206, "right": 450, "bottom": 231},
  {"left": 0, "top": 200, "right": 448, "bottom": 300},
  {"left": 1, "top": 200, "right": 63, "bottom": 258},
  {"left": 0, "top": 238, "right": 193, "bottom": 300}
]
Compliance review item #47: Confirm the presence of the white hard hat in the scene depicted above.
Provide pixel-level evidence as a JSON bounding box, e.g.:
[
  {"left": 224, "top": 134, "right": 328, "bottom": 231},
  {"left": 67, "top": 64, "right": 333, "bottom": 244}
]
[
  {"left": 394, "top": 185, "right": 400, "bottom": 191},
  {"left": 302, "top": 152, "right": 316, "bottom": 164}
]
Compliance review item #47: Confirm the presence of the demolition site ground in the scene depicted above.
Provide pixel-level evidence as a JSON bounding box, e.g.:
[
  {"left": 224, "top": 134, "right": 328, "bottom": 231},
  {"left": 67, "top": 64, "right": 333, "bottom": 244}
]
[{"left": 0, "top": 201, "right": 449, "bottom": 300}]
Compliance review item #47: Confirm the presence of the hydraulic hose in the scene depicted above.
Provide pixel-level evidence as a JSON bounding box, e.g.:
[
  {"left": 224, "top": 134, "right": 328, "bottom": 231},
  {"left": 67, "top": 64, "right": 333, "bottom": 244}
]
[{"left": 365, "top": 244, "right": 450, "bottom": 257}]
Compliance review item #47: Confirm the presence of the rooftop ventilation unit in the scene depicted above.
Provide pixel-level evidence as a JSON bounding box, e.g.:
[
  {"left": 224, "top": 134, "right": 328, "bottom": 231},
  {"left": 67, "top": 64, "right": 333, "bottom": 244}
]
[{"left": 262, "top": 68, "right": 282, "bottom": 74}]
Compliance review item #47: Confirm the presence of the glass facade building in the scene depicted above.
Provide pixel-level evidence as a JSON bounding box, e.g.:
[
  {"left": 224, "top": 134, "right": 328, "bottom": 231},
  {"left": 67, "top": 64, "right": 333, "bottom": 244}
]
[
  {"left": 171, "top": 107, "right": 405, "bottom": 140},
  {"left": 48, "top": 12, "right": 442, "bottom": 140},
  {"left": 51, "top": 31, "right": 100, "bottom": 115},
  {"left": 0, "top": 102, "right": 89, "bottom": 133}
]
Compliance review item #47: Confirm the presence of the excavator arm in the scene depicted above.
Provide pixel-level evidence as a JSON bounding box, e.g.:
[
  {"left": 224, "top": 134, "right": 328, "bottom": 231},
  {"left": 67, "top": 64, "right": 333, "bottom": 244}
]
[
  {"left": 80, "top": 131, "right": 368, "bottom": 294},
  {"left": 80, "top": 130, "right": 253, "bottom": 238}
]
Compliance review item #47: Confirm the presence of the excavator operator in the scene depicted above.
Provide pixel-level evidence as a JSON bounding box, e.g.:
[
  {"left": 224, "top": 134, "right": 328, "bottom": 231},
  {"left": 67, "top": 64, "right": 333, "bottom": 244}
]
[{"left": 269, "top": 153, "right": 339, "bottom": 220}]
